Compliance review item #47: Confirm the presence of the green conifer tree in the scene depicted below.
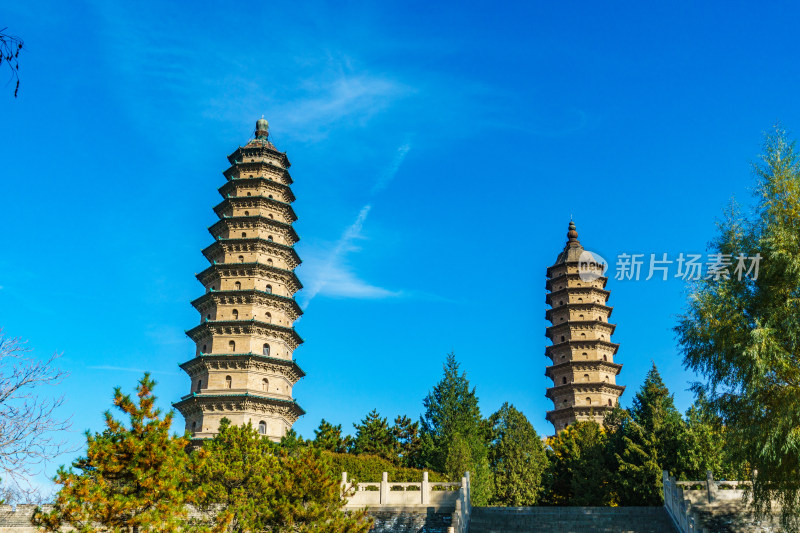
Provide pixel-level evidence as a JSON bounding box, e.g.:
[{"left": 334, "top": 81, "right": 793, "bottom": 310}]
[
  {"left": 313, "top": 419, "right": 349, "bottom": 453},
  {"left": 33, "top": 374, "right": 202, "bottom": 532},
  {"left": 420, "top": 353, "right": 493, "bottom": 505},
  {"left": 488, "top": 403, "right": 548, "bottom": 506},
  {"left": 352, "top": 409, "right": 396, "bottom": 461},
  {"left": 391, "top": 415, "right": 422, "bottom": 468},
  {"left": 544, "top": 421, "right": 613, "bottom": 506},
  {"left": 195, "top": 420, "right": 371, "bottom": 533}
]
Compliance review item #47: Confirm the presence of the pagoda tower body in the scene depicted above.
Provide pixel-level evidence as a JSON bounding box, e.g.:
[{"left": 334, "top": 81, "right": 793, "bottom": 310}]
[
  {"left": 544, "top": 221, "right": 624, "bottom": 433},
  {"left": 174, "top": 119, "right": 305, "bottom": 442}
]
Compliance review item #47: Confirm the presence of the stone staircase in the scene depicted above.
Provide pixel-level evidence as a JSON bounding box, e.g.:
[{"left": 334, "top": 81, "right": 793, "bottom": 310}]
[
  {"left": 368, "top": 508, "right": 453, "bottom": 533},
  {"left": 468, "top": 507, "right": 678, "bottom": 533}
]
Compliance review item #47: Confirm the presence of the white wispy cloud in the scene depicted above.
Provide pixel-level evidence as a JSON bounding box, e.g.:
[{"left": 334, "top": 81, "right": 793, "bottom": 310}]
[{"left": 300, "top": 142, "right": 412, "bottom": 308}]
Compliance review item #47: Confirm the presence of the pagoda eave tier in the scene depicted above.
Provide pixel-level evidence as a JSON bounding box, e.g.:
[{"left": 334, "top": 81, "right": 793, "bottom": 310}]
[
  {"left": 545, "top": 303, "right": 614, "bottom": 320},
  {"left": 545, "top": 339, "right": 620, "bottom": 356},
  {"left": 546, "top": 287, "right": 610, "bottom": 305},
  {"left": 191, "top": 290, "right": 303, "bottom": 321},
  {"left": 545, "top": 405, "right": 616, "bottom": 423},
  {"left": 208, "top": 216, "right": 299, "bottom": 244},
  {"left": 545, "top": 321, "right": 617, "bottom": 337},
  {"left": 196, "top": 262, "right": 303, "bottom": 293},
  {"left": 186, "top": 321, "right": 303, "bottom": 349},
  {"left": 213, "top": 197, "right": 297, "bottom": 222},
  {"left": 218, "top": 178, "right": 296, "bottom": 203},
  {"left": 227, "top": 142, "right": 290, "bottom": 168},
  {"left": 173, "top": 393, "right": 305, "bottom": 423},
  {"left": 545, "top": 360, "right": 623, "bottom": 378},
  {"left": 202, "top": 238, "right": 301, "bottom": 269},
  {"left": 223, "top": 161, "right": 292, "bottom": 185},
  {"left": 546, "top": 273, "right": 609, "bottom": 290},
  {"left": 545, "top": 383, "right": 626, "bottom": 400},
  {"left": 180, "top": 353, "right": 306, "bottom": 383}
]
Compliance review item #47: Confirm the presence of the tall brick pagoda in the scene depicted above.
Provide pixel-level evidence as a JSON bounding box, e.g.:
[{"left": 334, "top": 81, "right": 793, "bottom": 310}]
[
  {"left": 174, "top": 118, "right": 306, "bottom": 441},
  {"left": 544, "top": 221, "right": 624, "bottom": 433}
]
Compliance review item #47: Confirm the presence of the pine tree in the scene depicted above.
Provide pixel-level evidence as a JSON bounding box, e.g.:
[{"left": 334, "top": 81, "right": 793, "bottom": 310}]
[
  {"left": 195, "top": 420, "right": 371, "bottom": 533},
  {"left": 677, "top": 128, "right": 800, "bottom": 531},
  {"left": 352, "top": 409, "right": 396, "bottom": 461},
  {"left": 488, "top": 403, "right": 548, "bottom": 506},
  {"left": 314, "top": 419, "right": 349, "bottom": 453},
  {"left": 391, "top": 415, "right": 422, "bottom": 468},
  {"left": 33, "top": 374, "right": 202, "bottom": 532},
  {"left": 420, "top": 353, "right": 493, "bottom": 505}
]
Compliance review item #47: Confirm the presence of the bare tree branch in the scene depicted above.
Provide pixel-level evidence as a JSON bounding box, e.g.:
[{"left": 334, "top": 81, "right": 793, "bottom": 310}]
[
  {"left": 0, "top": 27, "right": 24, "bottom": 97},
  {"left": 0, "top": 329, "right": 73, "bottom": 501}
]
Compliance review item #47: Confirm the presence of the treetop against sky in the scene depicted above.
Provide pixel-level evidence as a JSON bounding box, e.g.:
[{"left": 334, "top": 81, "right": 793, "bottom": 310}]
[{"left": 3, "top": 0, "right": 800, "bottom": 490}]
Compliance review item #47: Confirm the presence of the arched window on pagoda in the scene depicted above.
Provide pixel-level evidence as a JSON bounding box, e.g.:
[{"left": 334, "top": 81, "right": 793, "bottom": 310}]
[
  {"left": 228, "top": 340, "right": 236, "bottom": 352},
  {"left": 603, "top": 355, "right": 608, "bottom": 361},
  {"left": 583, "top": 374, "right": 590, "bottom": 381},
  {"left": 265, "top": 312, "right": 271, "bottom": 323},
  {"left": 586, "top": 397, "right": 592, "bottom": 405},
  {"left": 241, "top": 232, "right": 247, "bottom": 238},
  {"left": 263, "top": 343, "right": 270, "bottom": 356},
  {"left": 262, "top": 378, "right": 269, "bottom": 391},
  {"left": 235, "top": 281, "right": 241, "bottom": 290},
  {"left": 267, "top": 235, "right": 274, "bottom": 242},
  {"left": 267, "top": 258, "right": 273, "bottom": 266},
  {"left": 238, "top": 255, "right": 245, "bottom": 263},
  {"left": 232, "top": 309, "right": 239, "bottom": 320},
  {"left": 244, "top": 211, "right": 249, "bottom": 216},
  {"left": 265, "top": 284, "right": 272, "bottom": 294},
  {"left": 258, "top": 421, "right": 267, "bottom": 435},
  {"left": 608, "top": 399, "right": 613, "bottom": 406},
  {"left": 561, "top": 376, "right": 567, "bottom": 384},
  {"left": 225, "top": 375, "right": 232, "bottom": 389}
]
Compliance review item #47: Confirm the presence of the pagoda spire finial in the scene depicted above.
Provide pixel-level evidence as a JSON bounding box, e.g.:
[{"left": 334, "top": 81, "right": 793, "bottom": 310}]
[
  {"left": 255, "top": 117, "right": 269, "bottom": 140},
  {"left": 567, "top": 220, "right": 579, "bottom": 243}
]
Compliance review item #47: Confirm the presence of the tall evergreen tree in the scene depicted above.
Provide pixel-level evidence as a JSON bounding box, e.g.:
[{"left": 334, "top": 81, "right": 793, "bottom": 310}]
[
  {"left": 629, "top": 363, "right": 687, "bottom": 478},
  {"left": 488, "top": 403, "right": 548, "bottom": 506},
  {"left": 420, "top": 353, "right": 493, "bottom": 505},
  {"left": 34, "top": 374, "right": 201, "bottom": 532},
  {"left": 613, "top": 416, "right": 663, "bottom": 506},
  {"left": 352, "top": 409, "right": 395, "bottom": 461},
  {"left": 676, "top": 129, "right": 800, "bottom": 531}
]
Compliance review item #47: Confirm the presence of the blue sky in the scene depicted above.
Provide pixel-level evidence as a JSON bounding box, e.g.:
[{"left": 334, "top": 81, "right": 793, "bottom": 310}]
[{"left": 3, "top": 1, "right": 800, "bottom": 489}]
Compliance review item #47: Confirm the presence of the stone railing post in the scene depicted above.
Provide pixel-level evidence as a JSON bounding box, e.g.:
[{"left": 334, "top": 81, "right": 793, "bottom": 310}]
[
  {"left": 341, "top": 472, "right": 348, "bottom": 500},
  {"left": 706, "top": 470, "right": 716, "bottom": 503},
  {"left": 380, "top": 472, "right": 389, "bottom": 505},
  {"left": 461, "top": 470, "right": 472, "bottom": 516},
  {"left": 422, "top": 471, "right": 430, "bottom": 505}
]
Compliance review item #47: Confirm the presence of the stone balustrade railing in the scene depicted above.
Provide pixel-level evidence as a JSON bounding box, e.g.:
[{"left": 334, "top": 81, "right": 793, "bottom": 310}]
[
  {"left": 341, "top": 471, "right": 471, "bottom": 533},
  {"left": 663, "top": 470, "right": 754, "bottom": 533}
]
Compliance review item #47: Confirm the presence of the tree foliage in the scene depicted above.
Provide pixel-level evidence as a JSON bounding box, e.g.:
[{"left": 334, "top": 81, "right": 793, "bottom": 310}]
[
  {"left": 488, "top": 403, "right": 548, "bottom": 506},
  {"left": 351, "top": 409, "right": 395, "bottom": 461},
  {"left": 676, "top": 128, "right": 800, "bottom": 531},
  {"left": 195, "top": 420, "right": 371, "bottom": 533},
  {"left": 544, "top": 421, "right": 613, "bottom": 506},
  {"left": 420, "top": 353, "right": 493, "bottom": 505},
  {"left": 33, "top": 374, "right": 198, "bottom": 532},
  {"left": 313, "top": 419, "right": 350, "bottom": 454}
]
